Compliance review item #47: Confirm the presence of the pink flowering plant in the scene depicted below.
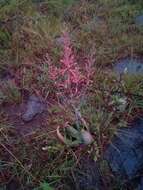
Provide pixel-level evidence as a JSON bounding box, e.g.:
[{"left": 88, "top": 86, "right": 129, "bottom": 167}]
[
  {"left": 48, "top": 32, "right": 93, "bottom": 101},
  {"left": 47, "top": 31, "right": 94, "bottom": 145}
]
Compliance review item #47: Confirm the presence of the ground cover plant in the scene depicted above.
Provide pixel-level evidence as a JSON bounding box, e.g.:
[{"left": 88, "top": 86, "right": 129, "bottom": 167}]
[{"left": 1, "top": 0, "right": 143, "bottom": 189}]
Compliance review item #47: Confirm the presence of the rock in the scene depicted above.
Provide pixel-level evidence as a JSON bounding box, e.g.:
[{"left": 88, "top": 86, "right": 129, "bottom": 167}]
[
  {"left": 137, "top": 177, "right": 143, "bottom": 190},
  {"left": 104, "top": 118, "right": 143, "bottom": 182},
  {"left": 55, "top": 35, "right": 64, "bottom": 46},
  {"left": 22, "top": 95, "right": 46, "bottom": 122},
  {"left": 114, "top": 57, "right": 143, "bottom": 75},
  {"left": 73, "top": 157, "right": 105, "bottom": 190},
  {"left": 135, "top": 15, "right": 143, "bottom": 26}
]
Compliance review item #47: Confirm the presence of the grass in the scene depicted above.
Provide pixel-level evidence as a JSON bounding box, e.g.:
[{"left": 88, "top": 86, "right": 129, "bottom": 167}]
[
  {"left": 0, "top": 0, "right": 143, "bottom": 189},
  {"left": 0, "top": 80, "right": 21, "bottom": 105}
]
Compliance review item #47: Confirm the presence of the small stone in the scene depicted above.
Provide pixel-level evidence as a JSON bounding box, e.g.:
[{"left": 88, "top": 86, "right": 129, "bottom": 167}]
[
  {"left": 42, "top": 146, "right": 48, "bottom": 151},
  {"left": 22, "top": 95, "right": 46, "bottom": 122},
  {"left": 135, "top": 15, "right": 143, "bottom": 26},
  {"left": 114, "top": 57, "right": 143, "bottom": 75},
  {"left": 55, "top": 36, "right": 64, "bottom": 46}
]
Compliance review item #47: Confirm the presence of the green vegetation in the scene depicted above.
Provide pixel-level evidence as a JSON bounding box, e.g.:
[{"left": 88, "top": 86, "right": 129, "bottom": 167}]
[{"left": 0, "top": 0, "right": 143, "bottom": 189}]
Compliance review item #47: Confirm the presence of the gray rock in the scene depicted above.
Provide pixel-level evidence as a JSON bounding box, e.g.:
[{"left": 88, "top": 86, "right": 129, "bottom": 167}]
[
  {"left": 135, "top": 15, "right": 143, "bottom": 26},
  {"left": 114, "top": 57, "right": 143, "bottom": 75},
  {"left": 74, "top": 157, "right": 105, "bottom": 190},
  {"left": 55, "top": 36, "right": 64, "bottom": 46},
  {"left": 22, "top": 95, "right": 46, "bottom": 122},
  {"left": 104, "top": 118, "right": 143, "bottom": 181}
]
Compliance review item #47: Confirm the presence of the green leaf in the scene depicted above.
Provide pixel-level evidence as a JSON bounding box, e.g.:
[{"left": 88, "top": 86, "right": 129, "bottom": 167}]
[
  {"left": 40, "top": 182, "right": 54, "bottom": 190},
  {"left": 62, "top": 0, "right": 75, "bottom": 6}
]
